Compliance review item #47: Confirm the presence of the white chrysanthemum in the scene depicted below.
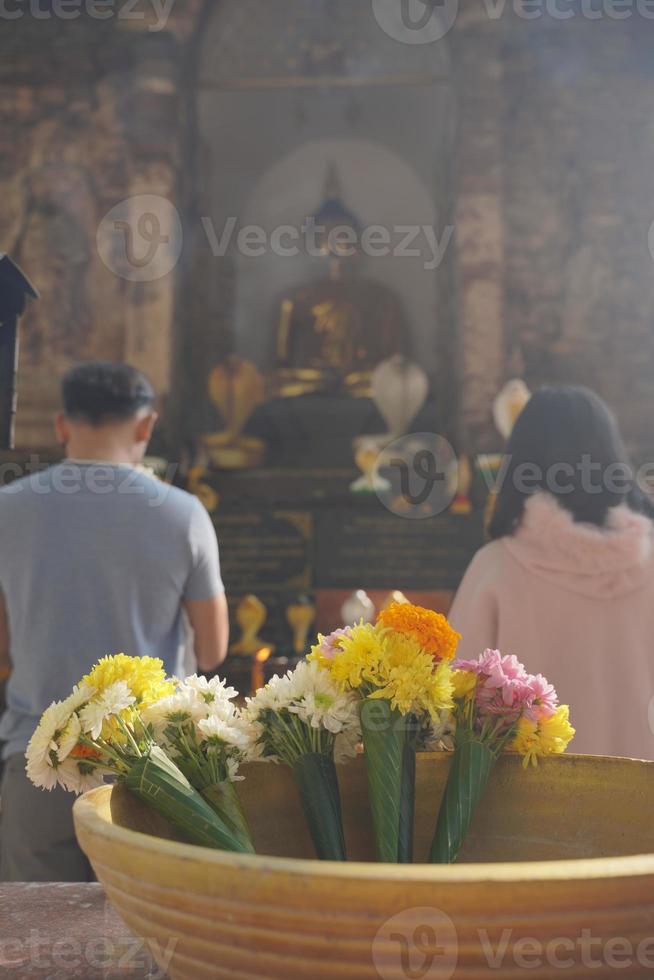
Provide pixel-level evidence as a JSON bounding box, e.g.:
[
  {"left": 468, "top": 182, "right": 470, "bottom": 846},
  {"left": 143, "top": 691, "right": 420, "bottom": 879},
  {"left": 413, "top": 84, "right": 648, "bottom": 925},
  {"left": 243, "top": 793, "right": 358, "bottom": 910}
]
[
  {"left": 57, "top": 712, "right": 82, "bottom": 762},
  {"left": 26, "top": 699, "right": 77, "bottom": 770},
  {"left": 197, "top": 714, "right": 250, "bottom": 751},
  {"left": 142, "top": 689, "right": 197, "bottom": 729},
  {"left": 286, "top": 661, "right": 360, "bottom": 736},
  {"left": 25, "top": 754, "right": 61, "bottom": 791},
  {"left": 144, "top": 675, "right": 238, "bottom": 733},
  {"left": 57, "top": 759, "right": 105, "bottom": 795},
  {"left": 79, "top": 681, "right": 135, "bottom": 739},
  {"left": 67, "top": 682, "right": 96, "bottom": 710},
  {"left": 245, "top": 670, "right": 294, "bottom": 718},
  {"left": 181, "top": 674, "right": 238, "bottom": 704}
]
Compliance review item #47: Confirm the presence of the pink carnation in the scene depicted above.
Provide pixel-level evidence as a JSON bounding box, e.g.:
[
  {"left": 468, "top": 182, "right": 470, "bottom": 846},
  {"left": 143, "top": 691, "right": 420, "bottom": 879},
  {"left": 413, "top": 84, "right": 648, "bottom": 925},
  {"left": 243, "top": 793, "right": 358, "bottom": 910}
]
[
  {"left": 454, "top": 649, "right": 533, "bottom": 728},
  {"left": 317, "top": 627, "right": 351, "bottom": 660},
  {"left": 455, "top": 649, "right": 528, "bottom": 683},
  {"left": 454, "top": 649, "right": 559, "bottom": 729},
  {"left": 522, "top": 673, "right": 558, "bottom": 721}
]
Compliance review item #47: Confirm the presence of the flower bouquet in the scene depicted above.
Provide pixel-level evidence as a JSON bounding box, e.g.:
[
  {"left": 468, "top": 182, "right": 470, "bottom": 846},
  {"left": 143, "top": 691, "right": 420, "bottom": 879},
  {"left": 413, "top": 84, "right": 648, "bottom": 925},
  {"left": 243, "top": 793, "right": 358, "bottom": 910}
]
[
  {"left": 310, "top": 603, "right": 459, "bottom": 863},
  {"left": 26, "top": 655, "right": 254, "bottom": 853},
  {"left": 246, "top": 659, "right": 360, "bottom": 861},
  {"left": 429, "top": 649, "right": 575, "bottom": 863},
  {"left": 143, "top": 674, "right": 254, "bottom": 853}
]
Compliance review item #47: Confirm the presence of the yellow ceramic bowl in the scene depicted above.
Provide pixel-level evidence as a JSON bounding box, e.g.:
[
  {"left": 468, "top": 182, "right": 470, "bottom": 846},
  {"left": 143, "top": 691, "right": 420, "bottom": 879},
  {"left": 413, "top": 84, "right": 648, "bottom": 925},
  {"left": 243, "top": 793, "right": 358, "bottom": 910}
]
[{"left": 74, "top": 753, "right": 654, "bottom": 979}]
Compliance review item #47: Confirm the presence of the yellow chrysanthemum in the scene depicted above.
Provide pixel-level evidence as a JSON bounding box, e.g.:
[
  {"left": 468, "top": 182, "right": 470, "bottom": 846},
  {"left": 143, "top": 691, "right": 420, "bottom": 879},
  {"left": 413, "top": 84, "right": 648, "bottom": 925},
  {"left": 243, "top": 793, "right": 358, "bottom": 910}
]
[
  {"left": 310, "top": 623, "right": 386, "bottom": 690},
  {"left": 82, "top": 654, "right": 174, "bottom": 708},
  {"left": 511, "top": 705, "right": 575, "bottom": 768},
  {"left": 309, "top": 623, "right": 453, "bottom": 718},
  {"left": 451, "top": 669, "right": 478, "bottom": 700},
  {"left": 377, "top": 602, "right": 461, "bottom": 662}
]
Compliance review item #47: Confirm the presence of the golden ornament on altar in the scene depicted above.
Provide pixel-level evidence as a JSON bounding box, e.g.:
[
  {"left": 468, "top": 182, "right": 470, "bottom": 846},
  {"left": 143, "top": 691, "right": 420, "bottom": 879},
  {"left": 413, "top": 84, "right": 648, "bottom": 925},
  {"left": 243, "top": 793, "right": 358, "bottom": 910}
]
[
  {"left": 230, "top": 594, "right": 274, "bottom": 657},
  {"left": 350, "top": 438, "right": 390, "bottom": 494},
  {"left": 202, "top": 356, "right": 266, "bottom": 470},
  {"left": 186, "top": 466, "right": 219, "bottom": 514},
  {"left": 493, "top": 378, "right": 531, "bottom": 440},
  {"left": 285, "top": 599, "right": 316, "bottom": 657}
]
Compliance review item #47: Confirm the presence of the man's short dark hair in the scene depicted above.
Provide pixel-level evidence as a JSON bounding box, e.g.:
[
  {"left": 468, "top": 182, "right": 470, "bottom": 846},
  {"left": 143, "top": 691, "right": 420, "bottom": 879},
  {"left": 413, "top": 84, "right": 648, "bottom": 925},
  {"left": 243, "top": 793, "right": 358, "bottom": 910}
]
[{"left": 61, "top": 362, "right": 155, "bottom": 426}]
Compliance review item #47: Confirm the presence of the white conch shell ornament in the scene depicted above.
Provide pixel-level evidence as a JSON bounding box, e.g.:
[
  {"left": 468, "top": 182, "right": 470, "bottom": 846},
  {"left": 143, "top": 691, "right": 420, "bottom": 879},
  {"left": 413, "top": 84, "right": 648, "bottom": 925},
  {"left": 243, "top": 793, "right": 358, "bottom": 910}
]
[{"left": 371, "top": 355, "right": 430, "bottom": 440}]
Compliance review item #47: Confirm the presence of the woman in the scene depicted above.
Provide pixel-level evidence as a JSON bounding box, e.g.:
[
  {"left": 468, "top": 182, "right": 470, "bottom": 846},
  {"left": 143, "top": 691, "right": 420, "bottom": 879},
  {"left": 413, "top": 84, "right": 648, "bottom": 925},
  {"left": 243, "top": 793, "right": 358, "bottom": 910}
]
[{"left": 449, "top": 386, "right": 654, "bottom": 758}]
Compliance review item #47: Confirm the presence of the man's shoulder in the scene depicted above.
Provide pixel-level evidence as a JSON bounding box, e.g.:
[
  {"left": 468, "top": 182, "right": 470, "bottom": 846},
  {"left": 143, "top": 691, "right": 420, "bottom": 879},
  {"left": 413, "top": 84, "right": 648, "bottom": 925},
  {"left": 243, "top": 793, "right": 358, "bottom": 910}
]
[
  {"left": 0, "top": 465, "right": 202, "bottom": 520},
  {"left": 0, "top": 468, "right": 52, "bottom": 502},
  {"left": 149, "top": 479, "right": 203, "bottom": 516}
]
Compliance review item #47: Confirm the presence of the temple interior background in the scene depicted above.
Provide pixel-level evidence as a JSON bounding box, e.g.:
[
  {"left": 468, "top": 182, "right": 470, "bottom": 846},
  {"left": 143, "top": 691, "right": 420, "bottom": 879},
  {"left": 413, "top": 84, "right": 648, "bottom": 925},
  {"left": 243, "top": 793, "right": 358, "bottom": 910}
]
[{"left": 3, "top": 0, "right": 654, "bottom": 680}]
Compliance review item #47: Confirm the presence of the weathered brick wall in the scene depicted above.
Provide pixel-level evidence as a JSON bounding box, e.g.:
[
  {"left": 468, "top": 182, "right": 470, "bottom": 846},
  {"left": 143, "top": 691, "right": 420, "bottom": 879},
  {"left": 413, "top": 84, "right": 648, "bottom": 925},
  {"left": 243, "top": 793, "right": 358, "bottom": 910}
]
[
  {"left": 501, "top": 11, "right": 654, "bottom": 458},
  {"left": 0, "top": 1, "right": 203, "bottom": 448},
  {"left": 0, "top": 16, "right": 133, "bottom": 445}
]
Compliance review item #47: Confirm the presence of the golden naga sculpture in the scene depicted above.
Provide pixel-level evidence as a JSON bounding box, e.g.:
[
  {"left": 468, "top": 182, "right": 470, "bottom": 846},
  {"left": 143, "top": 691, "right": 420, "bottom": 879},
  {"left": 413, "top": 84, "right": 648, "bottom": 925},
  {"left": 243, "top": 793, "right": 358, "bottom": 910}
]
[
  {"left": 272, "top": 164, "right": 409, "bottom": 398},
  {"left": 285, "top": 598, "right": 316, "bottom": 657},
  {"left": 230, "top": 594, "right": 274, "bottom": 657},
  {"left": 202, "top": 356, "right": 267, "bottom": 469}
]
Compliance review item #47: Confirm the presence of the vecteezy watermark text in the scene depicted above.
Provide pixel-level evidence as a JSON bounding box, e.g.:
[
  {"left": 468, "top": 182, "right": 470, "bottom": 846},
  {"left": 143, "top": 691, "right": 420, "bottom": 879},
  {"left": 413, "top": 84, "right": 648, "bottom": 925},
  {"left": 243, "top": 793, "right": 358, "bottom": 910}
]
[
  {"left": 96, "top": 195, "right": 455, "bottom": 282},
  {"left": 0, "top": 0, "right": 175, "bottom": 30},
  {"left": 372, "top": 0, "right": 654, "bottom": 46},
  {"left": 370, "top": 437, "right": 654, "bottom": 520},
  {"left": 201, "top": 217, "right": 454, "bottom": 271},
  {"left": 0, "top": 930, "right": 177, "bottom": 977},
  {"left": 0, "top": 457, "right": 177, "bottom": 507},
  {"left": 372, "top": 907, "right": 654, "bottom": 977}
]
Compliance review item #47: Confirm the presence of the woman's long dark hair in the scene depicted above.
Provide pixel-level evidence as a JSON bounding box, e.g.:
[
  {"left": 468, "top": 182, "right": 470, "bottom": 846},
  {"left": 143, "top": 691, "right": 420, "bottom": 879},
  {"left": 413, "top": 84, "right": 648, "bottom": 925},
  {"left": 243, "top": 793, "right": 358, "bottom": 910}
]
[{"left": 488, "top": 386, "right": 654, "bottom": 539}]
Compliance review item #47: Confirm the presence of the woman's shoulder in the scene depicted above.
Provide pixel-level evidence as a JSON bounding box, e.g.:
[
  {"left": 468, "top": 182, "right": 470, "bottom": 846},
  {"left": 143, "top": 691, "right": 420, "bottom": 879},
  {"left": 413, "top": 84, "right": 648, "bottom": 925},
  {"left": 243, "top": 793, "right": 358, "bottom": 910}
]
[{"left": 465, "top": 538, "right": 513, "bottom": 573}]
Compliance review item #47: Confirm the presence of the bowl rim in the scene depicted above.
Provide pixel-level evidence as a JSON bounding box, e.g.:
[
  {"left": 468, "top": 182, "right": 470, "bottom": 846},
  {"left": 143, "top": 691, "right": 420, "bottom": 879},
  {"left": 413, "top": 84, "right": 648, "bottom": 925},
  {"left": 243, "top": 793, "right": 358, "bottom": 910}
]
[{"left": 74, "top": 752, "right": 654, "bottom": 885}]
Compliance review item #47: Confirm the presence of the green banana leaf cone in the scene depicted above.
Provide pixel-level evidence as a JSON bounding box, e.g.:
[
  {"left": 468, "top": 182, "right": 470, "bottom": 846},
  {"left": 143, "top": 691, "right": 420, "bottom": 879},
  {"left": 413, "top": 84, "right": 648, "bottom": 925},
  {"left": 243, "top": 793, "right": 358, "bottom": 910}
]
[
  {"left": 292, "top": 752, "right": 347, "bottom": 861},
  {"left": 397, "top": 733, "right": 417, "bottom": 864},
  {"left": 360, "top": 697, "right": 413, "bottom": 863},
  {"left": 125, "top": 745, "right": 254, "bottom": 853},
  {"left": 201, "top": 779, "right": 255, "bottom": 854},
  {"left": 429, "top": 738, "right": 496, "bottom": 864}
]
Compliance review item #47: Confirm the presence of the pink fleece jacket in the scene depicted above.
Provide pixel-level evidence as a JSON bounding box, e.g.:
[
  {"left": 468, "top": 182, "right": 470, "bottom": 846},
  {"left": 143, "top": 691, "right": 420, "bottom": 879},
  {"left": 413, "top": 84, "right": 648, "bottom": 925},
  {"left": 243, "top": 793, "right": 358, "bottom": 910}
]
[{"left": 449, "top": 492, "right": 654, "bottom": 759}]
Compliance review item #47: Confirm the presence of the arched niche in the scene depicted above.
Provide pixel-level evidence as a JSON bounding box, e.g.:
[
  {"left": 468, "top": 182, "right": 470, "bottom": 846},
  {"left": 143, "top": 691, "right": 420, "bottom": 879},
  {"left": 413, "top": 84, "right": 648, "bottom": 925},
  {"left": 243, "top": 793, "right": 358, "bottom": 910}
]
[{"left": 180, "top": 0, "right": 457, "bottom": 442}]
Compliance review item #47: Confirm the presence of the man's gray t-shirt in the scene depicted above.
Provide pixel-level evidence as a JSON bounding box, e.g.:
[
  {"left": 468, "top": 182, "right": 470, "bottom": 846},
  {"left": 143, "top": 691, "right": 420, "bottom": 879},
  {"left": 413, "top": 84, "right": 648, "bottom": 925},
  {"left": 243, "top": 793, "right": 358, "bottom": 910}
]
[{"left": 0, "top": 462, "right": 224, "bottom": 759}]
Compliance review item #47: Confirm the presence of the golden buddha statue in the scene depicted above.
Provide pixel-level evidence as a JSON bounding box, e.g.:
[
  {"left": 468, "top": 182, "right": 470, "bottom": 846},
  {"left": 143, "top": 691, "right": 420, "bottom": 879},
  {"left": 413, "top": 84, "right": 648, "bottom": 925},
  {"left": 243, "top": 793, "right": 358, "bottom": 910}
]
[{"left": 273, "top": 165, "right": 409, "bottom": 398}]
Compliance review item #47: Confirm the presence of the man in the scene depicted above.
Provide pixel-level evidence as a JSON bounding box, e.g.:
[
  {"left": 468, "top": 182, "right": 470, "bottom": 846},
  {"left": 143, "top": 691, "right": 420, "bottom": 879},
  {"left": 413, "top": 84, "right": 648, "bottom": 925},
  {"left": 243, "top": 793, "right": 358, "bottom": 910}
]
[{"left": 0, "top": 362, "right": 229, "bottom": 881}]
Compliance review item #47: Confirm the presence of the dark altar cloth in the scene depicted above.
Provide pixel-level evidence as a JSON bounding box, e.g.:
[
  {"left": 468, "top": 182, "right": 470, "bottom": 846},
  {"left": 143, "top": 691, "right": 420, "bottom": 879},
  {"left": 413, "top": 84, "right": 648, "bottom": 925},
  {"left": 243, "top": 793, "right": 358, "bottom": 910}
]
[{"left": 0, "top": 883, "right": 166, "bottom": 979}]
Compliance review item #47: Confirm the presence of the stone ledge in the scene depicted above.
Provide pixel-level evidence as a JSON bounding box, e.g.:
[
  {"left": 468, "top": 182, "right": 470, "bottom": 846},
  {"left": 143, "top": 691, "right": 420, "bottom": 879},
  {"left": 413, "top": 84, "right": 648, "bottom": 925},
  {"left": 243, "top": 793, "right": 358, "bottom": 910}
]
[{"left": 0, "top": 882, "right": 166, "bottom": 979}]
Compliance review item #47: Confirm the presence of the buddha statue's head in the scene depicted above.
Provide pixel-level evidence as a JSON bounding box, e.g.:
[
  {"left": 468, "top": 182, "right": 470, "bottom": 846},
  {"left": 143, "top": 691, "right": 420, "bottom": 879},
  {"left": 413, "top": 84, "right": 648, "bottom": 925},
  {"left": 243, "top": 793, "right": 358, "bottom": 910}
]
[{"left": 309, "top": 163, "right": 362, "bottom": 274}]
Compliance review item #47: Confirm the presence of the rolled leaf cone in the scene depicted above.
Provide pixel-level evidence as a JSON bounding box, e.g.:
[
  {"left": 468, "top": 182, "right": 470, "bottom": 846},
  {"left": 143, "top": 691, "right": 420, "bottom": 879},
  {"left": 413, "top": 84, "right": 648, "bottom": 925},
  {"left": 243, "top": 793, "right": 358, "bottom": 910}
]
[
  {"left": 360, "top": 697, "right": 407, "bottom": 863},
  {"left": 397, "top": 734, "right": 416, "bottom": 864},
  {"left": 292, "top": 752, "right": 347, "bottom": 861},
  {"left": 125, "top": 746, "right": 254, "bottom": 853},
  {"left": 201, "top": 780, "right": 255, "bottom": 854},
  {"left": 429, "top": 739, "right": 496, "bottom": 864}
]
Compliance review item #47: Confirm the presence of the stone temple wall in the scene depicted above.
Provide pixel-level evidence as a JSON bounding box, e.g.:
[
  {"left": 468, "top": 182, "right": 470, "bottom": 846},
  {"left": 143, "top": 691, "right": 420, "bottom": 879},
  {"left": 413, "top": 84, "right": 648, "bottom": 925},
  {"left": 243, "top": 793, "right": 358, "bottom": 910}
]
[
  {"left": 0, "top": 0, "right": 203, "bottom": 449},
  {"left": 1, "top": 1, "right": 654, "bottom": 458}
]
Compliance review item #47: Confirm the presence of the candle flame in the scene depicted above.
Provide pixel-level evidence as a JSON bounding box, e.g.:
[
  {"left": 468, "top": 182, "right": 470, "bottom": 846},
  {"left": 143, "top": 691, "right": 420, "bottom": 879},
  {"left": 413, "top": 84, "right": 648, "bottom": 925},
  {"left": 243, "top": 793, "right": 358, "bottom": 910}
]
[{"left": 255, "top": 646, "right": 272, "bottom": 664}]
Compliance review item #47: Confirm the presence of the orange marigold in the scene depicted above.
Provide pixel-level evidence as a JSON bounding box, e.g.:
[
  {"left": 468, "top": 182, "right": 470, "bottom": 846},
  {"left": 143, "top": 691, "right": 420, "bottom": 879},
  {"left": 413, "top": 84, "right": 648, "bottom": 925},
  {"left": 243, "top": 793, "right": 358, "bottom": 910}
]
[
  {"left": 377, "top": 602, "right": 461, "bottom": 662},
  {"left": 70, "top": 743, "right": 102, "bottom": 761}
]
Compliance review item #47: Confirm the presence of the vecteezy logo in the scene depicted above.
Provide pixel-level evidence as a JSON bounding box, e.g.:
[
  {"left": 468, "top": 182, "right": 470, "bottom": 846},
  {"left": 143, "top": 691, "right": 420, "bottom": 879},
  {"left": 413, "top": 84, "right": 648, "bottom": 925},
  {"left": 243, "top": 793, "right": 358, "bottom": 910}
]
[
  {"left": 371, "top": 0, "right": 459, "bottom": 44},
  {"left": 375, "top": 433, "right": 458, "bottom": 519},
  {"left": 96, "top": 195, "right": 183, "bottom": 282},
  {"left": 372, "top": 907, "right": 458, "bottom": 980}
]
